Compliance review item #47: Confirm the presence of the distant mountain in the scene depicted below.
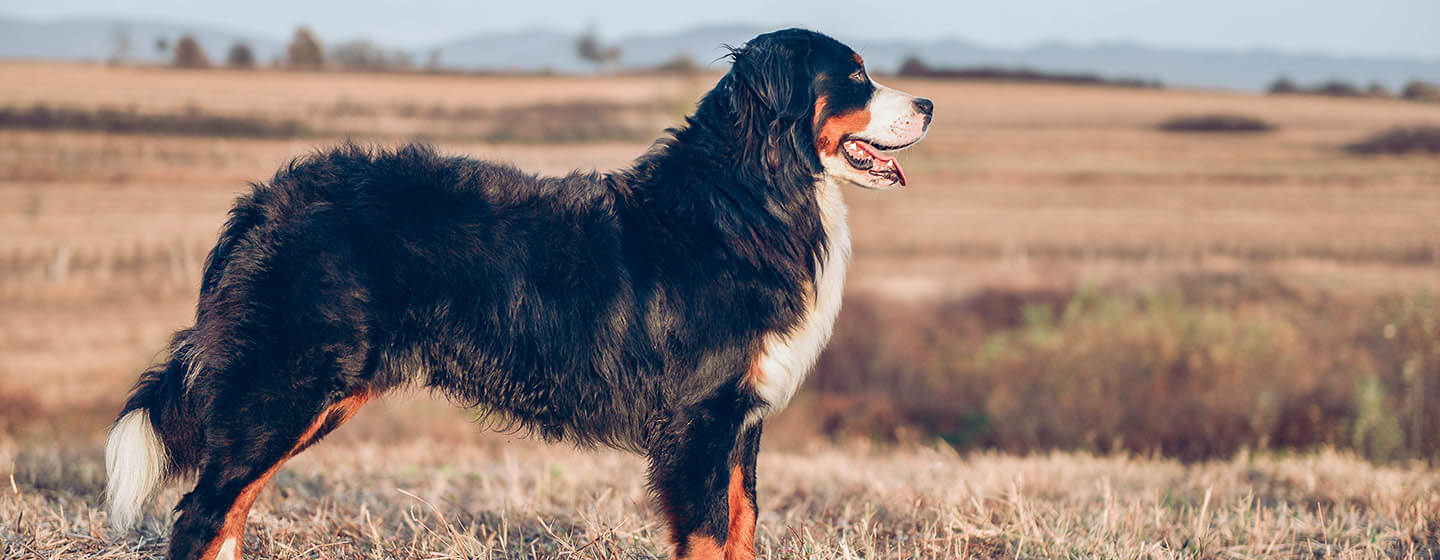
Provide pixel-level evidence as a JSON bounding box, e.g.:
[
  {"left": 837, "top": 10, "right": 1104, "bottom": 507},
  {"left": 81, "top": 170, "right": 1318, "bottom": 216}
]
[
  {"left": 0, "top": 15, "right": 286, "bottom": 65},
  {"left": 428, "top": 24, "right": 765, "bottom": 72},
  {"left": 844, "top": 37, "right": 1440, "bottom": 92},
  {"left": 2, "top": 15, "right": 1436, "bottom": 92}
]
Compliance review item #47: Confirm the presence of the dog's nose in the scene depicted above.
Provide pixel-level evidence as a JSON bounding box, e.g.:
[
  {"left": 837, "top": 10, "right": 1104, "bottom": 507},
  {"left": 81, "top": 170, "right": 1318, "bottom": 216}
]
[{"left": 913, "top": 97, "right": 934, "bottom": 117}]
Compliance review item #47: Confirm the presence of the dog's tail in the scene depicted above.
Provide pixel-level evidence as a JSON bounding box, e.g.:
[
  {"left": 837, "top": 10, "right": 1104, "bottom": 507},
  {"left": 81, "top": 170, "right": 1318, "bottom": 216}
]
[
  {"left": 105, "top": 346, "right": 206, "bottom": 531},
  {"left": 106, "top": 195, "right": 264, "bottom": 530}
]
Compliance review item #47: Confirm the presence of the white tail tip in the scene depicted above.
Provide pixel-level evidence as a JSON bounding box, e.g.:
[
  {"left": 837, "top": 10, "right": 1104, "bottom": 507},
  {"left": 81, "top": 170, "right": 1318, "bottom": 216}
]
[{"left": 105, "top": 410, "right": 168, "bottom": 531}]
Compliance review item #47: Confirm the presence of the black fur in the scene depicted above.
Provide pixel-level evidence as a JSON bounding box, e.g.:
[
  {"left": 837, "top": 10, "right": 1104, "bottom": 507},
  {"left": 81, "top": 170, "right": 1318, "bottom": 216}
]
[{"left": 113, "top": 28, "right": 895, "bottom": 559}]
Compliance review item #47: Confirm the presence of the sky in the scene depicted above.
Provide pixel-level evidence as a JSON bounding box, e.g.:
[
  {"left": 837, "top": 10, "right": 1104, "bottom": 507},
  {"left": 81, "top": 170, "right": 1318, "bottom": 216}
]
[{"left": 3, "top": 0, "right": 1438, "bottom": 59}]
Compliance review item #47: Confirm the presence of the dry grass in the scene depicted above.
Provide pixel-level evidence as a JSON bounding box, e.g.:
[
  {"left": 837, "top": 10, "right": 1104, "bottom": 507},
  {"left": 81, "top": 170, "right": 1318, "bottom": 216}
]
[
  {"left": 5, "top": 434, "right": 1440, "bottom": 559},
  {"left": 3, "top": 62, "right": 1440, "bottom": 557}
]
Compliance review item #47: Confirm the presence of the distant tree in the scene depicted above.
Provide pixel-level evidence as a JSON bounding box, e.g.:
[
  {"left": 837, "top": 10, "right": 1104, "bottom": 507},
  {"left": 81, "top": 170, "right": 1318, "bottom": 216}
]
[
  {"left": 172, "top": 34, "right": 211, "bottom": 69},
  {"left": 155, "top": 37, "right": 170, "bottom": 55},
  {"left": 331, "top": 39, "right": 412, "bottom": 71},
  {"left": 426, "top": 49, "right": 442, "bottom": 72},
  {"left": 1402, "top": 80, "right": 1440, "bottom": 103},
  {"left": 287, "top": 26, "right": 325, "bottom": 70},
  {"left": 1313, "top": 79, "right": 1362, "bottom": 97},
  {"left": 109, "top": 24, "right": 131, "bottom": 66},
  {"left": 1267, "top": 75, "right": 1299, "bottom": 94},
  {"left": 898, "top": 55, "right": 929, "bottom": 77},
  {"left": 1366, "top": 82, "right": 1391, "bottom": 97},
  {"left": 652, "top": 54, "right": 699, "bottom": 75},
  {"left": 575, "top": 25, "right": 621, "bottom": 72},
  {"left": 226, "top": 42, "right": 256, "bottom": 69}
]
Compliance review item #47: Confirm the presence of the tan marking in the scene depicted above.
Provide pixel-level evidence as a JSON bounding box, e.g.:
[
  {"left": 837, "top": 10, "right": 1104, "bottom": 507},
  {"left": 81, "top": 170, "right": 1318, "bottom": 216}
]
[
  {"left": 725, "top": 466, "right": 756, "bottom": 560},
  {"left": 679, "top": 535, "right": 725, "bottom": 560},
  {"left": 743, "top": 354, "right": 765, "bottom": 387},
  {"left": 852, "top": 53, "right": 864, "bottom": 65},
  {"left": 815, "top": 103, "right": 872, "bottom": 157},
  {"left": 812, "top": 96, "right": 830, "bottom": 151},
  {"left": 197, "top": 390, "right": 371, "bottom": 559}
]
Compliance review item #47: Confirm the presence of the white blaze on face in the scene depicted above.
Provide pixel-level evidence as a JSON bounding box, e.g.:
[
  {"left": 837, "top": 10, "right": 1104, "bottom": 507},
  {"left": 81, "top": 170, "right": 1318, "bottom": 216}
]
[{"left": 859, "top": 81, "right": 929, "bottom": 148}]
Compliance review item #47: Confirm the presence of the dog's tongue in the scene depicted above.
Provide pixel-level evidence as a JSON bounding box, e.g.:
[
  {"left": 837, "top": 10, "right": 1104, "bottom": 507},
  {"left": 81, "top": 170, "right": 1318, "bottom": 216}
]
[{"left": 854, "top": 141, "right": 906, "bottom": 186}]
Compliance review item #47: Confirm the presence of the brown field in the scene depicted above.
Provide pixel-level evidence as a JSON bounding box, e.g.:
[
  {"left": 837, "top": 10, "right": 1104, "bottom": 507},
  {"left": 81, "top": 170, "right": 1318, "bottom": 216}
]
[{"left": 2, "top": 61, "right": 1439, "bottom": 558}]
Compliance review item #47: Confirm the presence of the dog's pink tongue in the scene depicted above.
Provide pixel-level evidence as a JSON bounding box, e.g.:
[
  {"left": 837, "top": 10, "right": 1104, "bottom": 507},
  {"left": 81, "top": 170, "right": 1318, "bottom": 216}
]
[{"left": 855, "top": 142, "right": 906, "bottom": 186}]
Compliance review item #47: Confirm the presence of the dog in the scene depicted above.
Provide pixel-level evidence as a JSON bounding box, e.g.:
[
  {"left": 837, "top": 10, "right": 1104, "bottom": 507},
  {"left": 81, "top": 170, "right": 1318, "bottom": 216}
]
[{"left": 104, "top": 28, "right": 932, "bottom": 560}]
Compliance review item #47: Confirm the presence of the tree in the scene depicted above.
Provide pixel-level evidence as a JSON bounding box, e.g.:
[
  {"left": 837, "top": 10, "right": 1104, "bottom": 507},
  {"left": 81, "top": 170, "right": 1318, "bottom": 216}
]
[
  {"left": 287, "top": 26, "right": 325, "bottom": 70},
  {"left": 652, "top": 54, "right": 698, "bottom": 75},
  {"left": 172, "top": 34, "right": 211, "bottom": 69},
  {"left": 1402, "top": 80, "right": 1440, "bottom": 103},
  {"left": 575, "top": 25, "right": 621, "bottom": 73},
  {"left": 898, "top": 55, "right": 929, "bottom": 77},
  {"left": 1313, "top": 80, "right": 1362, "bottom": 97},
  {"left": 108, "top": 24, "right": 131, "bottom": 66},
  {"left": 331, "top": 39, "right": 412, "bottom": 71},
  {"left": 226, "top": 42, "right": 256, "bottom": 69},
  {"left": 1267, "top": 75, "right": 1299, "bottom": 94}
]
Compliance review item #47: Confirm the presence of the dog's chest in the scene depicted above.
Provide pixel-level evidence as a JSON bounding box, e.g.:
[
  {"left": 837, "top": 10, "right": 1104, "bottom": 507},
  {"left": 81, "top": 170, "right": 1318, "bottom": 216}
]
[{"left": 749, "top": 178, "right": 851, "bottom": 422}]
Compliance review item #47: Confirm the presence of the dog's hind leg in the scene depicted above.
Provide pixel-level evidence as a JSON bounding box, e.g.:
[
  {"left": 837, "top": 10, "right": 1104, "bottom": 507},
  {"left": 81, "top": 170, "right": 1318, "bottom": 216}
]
[
  {"left": 166, "top": 384, "right": 371, "bottom": 560},
  {"left": 646, "top": 399, "right": 762, "bottom": 560},
  {"left": 723, "top": 424, "right": 761, "bottom": 560}
]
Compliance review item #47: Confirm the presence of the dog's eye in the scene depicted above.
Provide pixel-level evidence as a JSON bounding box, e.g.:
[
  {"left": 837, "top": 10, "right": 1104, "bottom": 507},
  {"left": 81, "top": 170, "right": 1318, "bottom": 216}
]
[{"left": 850, "top": 69, "right": 866, "bottom": 82}]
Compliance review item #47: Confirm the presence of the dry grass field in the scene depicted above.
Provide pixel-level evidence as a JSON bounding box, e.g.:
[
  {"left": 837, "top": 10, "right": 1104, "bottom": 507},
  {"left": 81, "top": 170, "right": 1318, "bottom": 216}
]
[{"left": 2, "top": 61, "right": 1440, "bottom": 558}]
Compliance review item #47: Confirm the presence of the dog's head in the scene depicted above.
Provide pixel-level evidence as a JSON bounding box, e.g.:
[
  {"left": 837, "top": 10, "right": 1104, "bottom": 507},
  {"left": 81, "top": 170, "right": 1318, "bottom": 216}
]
[{"left": 723, "top": 28, "right": 933, "bottom": 191}]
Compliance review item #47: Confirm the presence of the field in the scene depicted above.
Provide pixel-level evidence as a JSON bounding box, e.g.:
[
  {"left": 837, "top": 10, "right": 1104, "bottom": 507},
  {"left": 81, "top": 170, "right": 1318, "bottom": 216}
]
[{"left": 2, "top": 61, "right": 1439, "bottom": 558}]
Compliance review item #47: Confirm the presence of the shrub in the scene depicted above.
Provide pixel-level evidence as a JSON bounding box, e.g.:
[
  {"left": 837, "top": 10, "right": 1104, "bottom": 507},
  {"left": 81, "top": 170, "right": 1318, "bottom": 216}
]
[
  {"left": 1312, "top": 80, "right": 1364, "bottom": 97},
  {"left": 287, "top": 26, "right": 325, "bottom": 70},
  {"left": 1345, "top": 126, "right": 1440, "bottom": 155},
  {"left": 895, "top": 56, "right": 1161, "bottom": 88},
  {"left": 650, "top": 54, "right": 699, "bottom": 75},
  {"left": 1157, "top": 114, "right": 1275, "bottom": 133},
  {"left": 806, "top": 278, "right": 1440, "bottom": 463},
  {"left": 1402, "top": 80, "right": 1440, "bottom": 103},
  {"left": 0, "top": 104, "right": 306, "bottom": 138},
  {"left": 331, "top": 39, "right": 412, "bottom": 71},
  {"left": 1268, "top": 77, "right": 1390, "bottom": 99},
  {"left": 171, "top": 34, "right": 210, "bottom": 69},
  {"left": 1267, "top": 76, "right": 1300, "bottom": 94},
  {"left": 226, "top": 42, "right": 256, "bottom": 69}
]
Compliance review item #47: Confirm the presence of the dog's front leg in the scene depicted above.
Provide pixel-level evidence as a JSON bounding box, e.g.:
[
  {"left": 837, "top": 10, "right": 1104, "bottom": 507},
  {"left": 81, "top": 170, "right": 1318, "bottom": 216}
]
[{"left": 645, "top": 400, "right": 760, "bottom": 560}]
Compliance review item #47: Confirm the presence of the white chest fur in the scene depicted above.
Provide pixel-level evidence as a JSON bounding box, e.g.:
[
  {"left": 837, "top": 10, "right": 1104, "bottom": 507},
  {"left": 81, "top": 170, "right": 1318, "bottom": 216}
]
[{"left": 749, "top": 177, "right": 851, "bottom": 424}]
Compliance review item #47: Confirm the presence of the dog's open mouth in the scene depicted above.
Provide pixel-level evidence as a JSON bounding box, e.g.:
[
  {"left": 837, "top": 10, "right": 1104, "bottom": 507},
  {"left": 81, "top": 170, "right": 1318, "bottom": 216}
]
[{"left": 841, "top": 137, "right": 910, "bottom": 186}]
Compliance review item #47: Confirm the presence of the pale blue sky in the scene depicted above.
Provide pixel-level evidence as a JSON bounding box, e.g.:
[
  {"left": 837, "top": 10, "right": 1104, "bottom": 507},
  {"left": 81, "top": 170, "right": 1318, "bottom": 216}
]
[{"left": 4, "top": 0, "right": 1438, "bottom": 59}]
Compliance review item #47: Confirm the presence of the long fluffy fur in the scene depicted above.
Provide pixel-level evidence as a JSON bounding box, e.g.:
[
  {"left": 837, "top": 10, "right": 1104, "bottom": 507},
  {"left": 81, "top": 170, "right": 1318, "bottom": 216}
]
[
  {"left": 105, "top": 409, "right": 168, "bottom": 530},
  {"left": 102, "top": 29, "right": 925, "bottom": 559}
]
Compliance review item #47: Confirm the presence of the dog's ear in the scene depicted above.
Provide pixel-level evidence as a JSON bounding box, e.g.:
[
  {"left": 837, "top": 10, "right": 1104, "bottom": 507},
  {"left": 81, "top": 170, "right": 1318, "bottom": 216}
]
[{"left": 723, "top": 31, "right": 820, "bottom": 177}]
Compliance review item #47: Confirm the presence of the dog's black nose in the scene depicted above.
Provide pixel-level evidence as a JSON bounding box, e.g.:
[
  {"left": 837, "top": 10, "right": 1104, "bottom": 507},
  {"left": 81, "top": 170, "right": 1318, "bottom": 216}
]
[{"left": 913, "top": 97, "right": 934, "bottom": 117}]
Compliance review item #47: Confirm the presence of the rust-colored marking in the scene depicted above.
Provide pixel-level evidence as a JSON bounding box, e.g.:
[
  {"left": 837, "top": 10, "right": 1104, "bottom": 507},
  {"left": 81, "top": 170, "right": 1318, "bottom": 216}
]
[
  {"left": 196, "top": 389, "right": 372, "bottom": 560},
  {"left": 852, "top": 53, "right": 864, "bottom": 65},
  {"left": 812, "top": 96, "right": 831, "bottom": 152},
  {"left": 678, "top": 535, "right": 725, "bottom": 560},
  {"left": 743, "top": 354, "right": 765, "bottom": 388},
  {"left": 814, "top": 97, "right": 871, "bottom": 157},
  {"left": 725, "top": 465, "right": 756, "bottom": 560}
]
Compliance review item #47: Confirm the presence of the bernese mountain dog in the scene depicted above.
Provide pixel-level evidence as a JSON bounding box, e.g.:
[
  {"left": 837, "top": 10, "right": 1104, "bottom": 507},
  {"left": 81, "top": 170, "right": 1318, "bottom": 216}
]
[{"left": 104, "top": 28, "right": 932, "bottom": 560}]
